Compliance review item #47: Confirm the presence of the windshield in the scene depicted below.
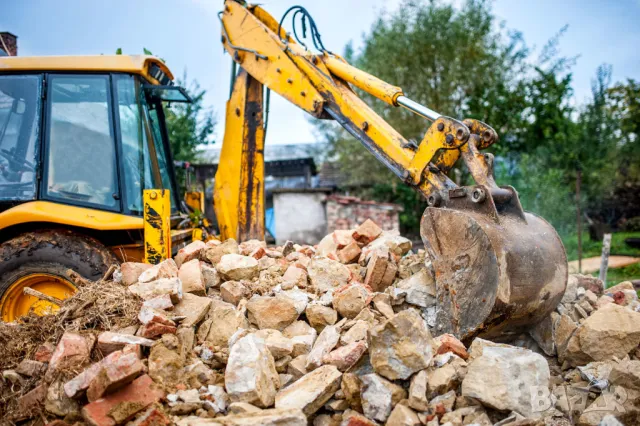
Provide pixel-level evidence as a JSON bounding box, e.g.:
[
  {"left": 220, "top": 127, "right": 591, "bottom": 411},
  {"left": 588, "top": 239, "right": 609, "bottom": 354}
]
[{"left": 0, "top": 75, "right": 41, "bottom": 201}]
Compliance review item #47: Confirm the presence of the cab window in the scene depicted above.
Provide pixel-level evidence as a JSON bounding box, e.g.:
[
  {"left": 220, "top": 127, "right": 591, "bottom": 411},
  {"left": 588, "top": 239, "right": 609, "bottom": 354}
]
[
  {"left": 0, "top": 75, "right": 41, "bottom": 201},
  {"left": 45, "top": 75, "right": 118, "bottom": 209},
  {"left": 115, "top": 74, "right": 158, "bottom": 214}
]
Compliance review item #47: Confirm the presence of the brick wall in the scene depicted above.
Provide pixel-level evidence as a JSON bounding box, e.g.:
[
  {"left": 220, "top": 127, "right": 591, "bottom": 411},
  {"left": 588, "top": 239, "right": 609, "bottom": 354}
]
[
  {"left": 0, "top": 32, "right": 17, "bottom": 56},
  {"left": 326, "top": 195, "right": 402, "bottom": 233}
]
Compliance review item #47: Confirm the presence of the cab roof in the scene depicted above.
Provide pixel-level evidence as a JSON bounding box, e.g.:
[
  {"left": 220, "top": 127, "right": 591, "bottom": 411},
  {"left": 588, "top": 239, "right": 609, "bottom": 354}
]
[{"left": 0, "top": 55, "right": 174, "bottom": 85}]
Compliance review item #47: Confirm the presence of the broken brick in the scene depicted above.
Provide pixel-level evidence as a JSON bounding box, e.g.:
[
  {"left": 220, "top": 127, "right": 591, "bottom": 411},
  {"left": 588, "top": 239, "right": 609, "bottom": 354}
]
[
  {"left": 174, "top": 240, "right": 206, "bottom": 268},
  {"left": 435, "top": 334, "right": 469, "bottom": 360},
  {"left": 86, "top": 352, "right": 144, "bottom": 402},
  {"left": 352, "top": 219, "right": 382, "bottom": 246},
  {"left": 338, "top": 241, "right": 362, "bottom": 264},
  {"left": 129, "top": 405, "right": 171, "bottom": 426},
  {"left": 46, "top": 332, "right": 95, "bottom": 380},
  {"left": 34, "top": 341, "right": 55, "bottom": 363},
  {"left": 364, "top": 252, "right": 395, "bottom": 292},
  {"left": 138, "top": 322, "right": 177, "bottom": 339},
  {"left": 138, "top": 306, "right": 175, "bottom": 327},
  {"left": 81, "top": 375, "right": 164, "bottom": 426}
]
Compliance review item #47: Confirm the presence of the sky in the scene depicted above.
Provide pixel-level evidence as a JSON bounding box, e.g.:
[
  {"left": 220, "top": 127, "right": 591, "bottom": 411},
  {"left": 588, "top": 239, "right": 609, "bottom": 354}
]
[{"left": 3, "top": 0, "right": 640, "bottom": 147}]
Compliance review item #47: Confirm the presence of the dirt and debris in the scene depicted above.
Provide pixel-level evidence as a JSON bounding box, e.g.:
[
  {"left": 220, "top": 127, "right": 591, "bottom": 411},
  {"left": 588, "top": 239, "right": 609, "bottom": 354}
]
[{"left": 1, "top": 221, "right": 640, "bottom": 426}]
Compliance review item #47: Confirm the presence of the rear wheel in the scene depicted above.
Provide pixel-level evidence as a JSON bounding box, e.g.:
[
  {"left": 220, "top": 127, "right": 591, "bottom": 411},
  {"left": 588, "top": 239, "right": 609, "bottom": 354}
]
[{"left": 0, "top": 229, "right": 117, "bottom": 322}]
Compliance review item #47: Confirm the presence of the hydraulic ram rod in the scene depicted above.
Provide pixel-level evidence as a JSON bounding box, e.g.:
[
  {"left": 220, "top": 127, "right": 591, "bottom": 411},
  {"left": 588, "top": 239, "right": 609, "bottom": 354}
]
[
  {"left": 396, "top": 96, "right": 441, "bottom": 122},
  {"left": 323, "top": 56, "right": 442, "bottom": 121}
]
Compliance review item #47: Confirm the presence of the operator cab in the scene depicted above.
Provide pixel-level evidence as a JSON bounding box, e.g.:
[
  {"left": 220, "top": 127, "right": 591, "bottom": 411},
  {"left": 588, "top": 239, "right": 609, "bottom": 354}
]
[{"left": 0, "top": 56, "right": 189, "bottom": 218}]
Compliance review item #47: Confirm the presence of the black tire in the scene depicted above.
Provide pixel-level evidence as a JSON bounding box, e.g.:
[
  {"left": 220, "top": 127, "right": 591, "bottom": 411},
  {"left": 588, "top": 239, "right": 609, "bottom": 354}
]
[{"left": 0, "top": 229, "right": 118, "bottom": 292}]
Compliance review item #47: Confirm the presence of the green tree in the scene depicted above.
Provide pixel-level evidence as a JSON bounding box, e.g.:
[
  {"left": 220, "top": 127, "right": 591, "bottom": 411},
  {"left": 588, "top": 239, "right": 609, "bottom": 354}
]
[
  {"left": 164, "top": 74, "right": 216, "bottom": 162},
  {"left": 317, "top": 0, "right": 532, "bottom": 234}
]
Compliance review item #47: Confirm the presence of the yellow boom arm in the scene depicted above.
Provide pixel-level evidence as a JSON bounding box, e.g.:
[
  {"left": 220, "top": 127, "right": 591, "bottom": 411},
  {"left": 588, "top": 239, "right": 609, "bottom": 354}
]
[{"left": 215, "top": 0, "right": 502, "bottom": 240}]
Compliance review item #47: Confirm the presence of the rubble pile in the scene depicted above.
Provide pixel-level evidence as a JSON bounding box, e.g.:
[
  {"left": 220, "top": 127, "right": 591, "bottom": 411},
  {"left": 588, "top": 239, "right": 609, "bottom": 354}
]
[{"left": 1, "top": 218, "right": 640, "bottom": 426}]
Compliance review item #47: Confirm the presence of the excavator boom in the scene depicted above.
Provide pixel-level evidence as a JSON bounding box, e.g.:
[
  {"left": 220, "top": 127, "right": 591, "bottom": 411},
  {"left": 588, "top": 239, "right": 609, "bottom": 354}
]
[{"left": 215, "top": 0, "right": 567, "bottom": 340}]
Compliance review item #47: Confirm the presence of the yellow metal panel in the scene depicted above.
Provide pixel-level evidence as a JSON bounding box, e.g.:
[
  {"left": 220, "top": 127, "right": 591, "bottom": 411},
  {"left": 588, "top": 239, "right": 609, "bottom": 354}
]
[
  {"left": 185, "top": 191, "right": 205, "bottom": 213},
  {"left": 143, "top": 189, "right": 171, "bottom": 264},
  {"left": 0, "top": 55, "right": 173, "bottom": 85},
  {"left": 221, "top": 1, "right": 324, "bottom": 117},
  {"left": 0, "top": 201, "right": 143, "bottom": 231},
  {"left": 324, "top": 56, "right": 403, "bottom": 106},
  {"left": 214, "top": 69, "right": 265, "bottom": 242}
]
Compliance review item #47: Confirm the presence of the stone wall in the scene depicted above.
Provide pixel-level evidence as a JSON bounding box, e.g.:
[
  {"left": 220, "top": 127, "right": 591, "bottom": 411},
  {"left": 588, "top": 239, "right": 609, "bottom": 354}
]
[{"left": 326, "top": 195, "right": 402, "bottom": 233}]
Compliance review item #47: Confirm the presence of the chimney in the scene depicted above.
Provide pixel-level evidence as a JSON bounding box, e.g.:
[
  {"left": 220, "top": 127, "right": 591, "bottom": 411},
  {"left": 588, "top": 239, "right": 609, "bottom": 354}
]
[{"left": 0, "top": 32, "right": 17, "bottom": 56}]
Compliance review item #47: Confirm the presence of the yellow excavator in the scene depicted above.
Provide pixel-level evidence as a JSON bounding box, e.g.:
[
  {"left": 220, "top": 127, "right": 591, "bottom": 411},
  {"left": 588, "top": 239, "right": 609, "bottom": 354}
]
[{"left": 0, "top": 1, "right": 567, "bottom": 340}]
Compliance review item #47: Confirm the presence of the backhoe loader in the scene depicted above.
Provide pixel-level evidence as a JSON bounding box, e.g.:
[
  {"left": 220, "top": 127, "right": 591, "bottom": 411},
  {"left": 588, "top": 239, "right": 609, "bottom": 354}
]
[
  {"left": 0, "top": 55, "right": 194, "bottom": 321},
  {"left": 213, "top": 0, "right": 568, "bottom": 340}
]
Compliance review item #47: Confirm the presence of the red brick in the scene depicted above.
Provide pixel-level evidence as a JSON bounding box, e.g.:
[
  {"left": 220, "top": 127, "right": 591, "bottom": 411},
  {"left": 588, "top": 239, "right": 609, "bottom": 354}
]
[
  {"left": 86, "top": 352, "right": 144, "bottom": 402},
  {"left": 332, "top": 230, "right": 355, "bottom": 249},
  {"left": 65, "top": 349, "right": 142, "bottom": 399},
  {"left": 380, "top": 260, "right": 398, "bottom": 289},
  {"left": 250, "top": 247, "right": 266, "bottom": 259},
  {"left": 364, "top": 252, "right": 389, "bottom": 292},
  {"left": 338, "top": 241, "right": 361, "bottom": 264},
  {"left": 129, "top": 405, "right": 171, "bottom": 426},
  {"left": 34, "top": 341, "right": 55, "bottom": 362},
  {"left": 352, "top": 219, "right": 382, "bottom": 245},
  {"left": 137, "top": 307, "right": 175, "bottom": 326},
  {"left": 18, "top": 383, "right": 47, "bottom": 415},
  {"left": 174, "top": 240, "right": 206, "bottom": 268},
  {"left": 138, "top": 322, "right": 177, "bottom": 339},
  {"left": 82, "top": 375, "right": 164, "bottom": 426},
  {"left": 435, "top": 334, "right": 469, "bottom": 360},
  {"left": 46, "top": 332, "right": 95, "bottom": 380},
  {"left": 121, "top": 262, "right": 153, "bottom": 286}
]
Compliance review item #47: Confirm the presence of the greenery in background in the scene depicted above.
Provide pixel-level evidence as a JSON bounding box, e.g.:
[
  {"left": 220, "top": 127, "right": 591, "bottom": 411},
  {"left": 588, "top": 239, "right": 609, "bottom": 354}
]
[
  {"left": 316, "top": 0, "right": 639, "bottom": 253},
  {"left": 564, "top": 232, "right": 640, "bottom": 262}
]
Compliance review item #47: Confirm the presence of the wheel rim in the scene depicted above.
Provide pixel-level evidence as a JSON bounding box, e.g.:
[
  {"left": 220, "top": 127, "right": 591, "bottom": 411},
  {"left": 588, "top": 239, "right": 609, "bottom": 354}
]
[{"left": 0, "top": 273, "right": 76, "bottom": 322}]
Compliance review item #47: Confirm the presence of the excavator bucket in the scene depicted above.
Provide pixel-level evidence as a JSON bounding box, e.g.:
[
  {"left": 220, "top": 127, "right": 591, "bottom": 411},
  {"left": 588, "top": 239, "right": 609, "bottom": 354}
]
[{"left": 420, "top": 184, "right": 568, "bottom": 342}]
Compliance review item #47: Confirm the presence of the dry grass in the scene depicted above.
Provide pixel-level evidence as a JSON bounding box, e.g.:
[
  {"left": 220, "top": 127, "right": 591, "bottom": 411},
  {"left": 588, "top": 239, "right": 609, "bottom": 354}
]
[{"left": 0, "top": 276, "right": 142, "bottom": 423}]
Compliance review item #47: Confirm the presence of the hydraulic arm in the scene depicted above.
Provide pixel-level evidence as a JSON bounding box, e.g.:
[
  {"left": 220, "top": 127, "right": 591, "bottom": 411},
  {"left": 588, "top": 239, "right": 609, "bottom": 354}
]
[{"left": 215, "top": 0, "right": 568, "bottom": 340}]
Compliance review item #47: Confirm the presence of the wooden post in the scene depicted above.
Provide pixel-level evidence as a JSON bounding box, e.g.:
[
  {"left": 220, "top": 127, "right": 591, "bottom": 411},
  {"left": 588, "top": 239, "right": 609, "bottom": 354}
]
[
  {"left": 576, "top": 169, "right": 582, "bottom": 273},
  {"left": 599, "top": 233, "right": 612, "bottom": 285}
]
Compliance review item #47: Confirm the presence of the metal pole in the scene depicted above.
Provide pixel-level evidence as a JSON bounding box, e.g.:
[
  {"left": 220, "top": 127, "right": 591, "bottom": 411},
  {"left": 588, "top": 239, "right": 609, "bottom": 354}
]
[
  {"left": 599, "top": 233, "right": 612, "bottom": 285},
  {"left": 396, "top": 96, "right": 441, "bottom": 121},
  {"left": 576, "top": 169, "right": 582, "bottom": 273}
]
